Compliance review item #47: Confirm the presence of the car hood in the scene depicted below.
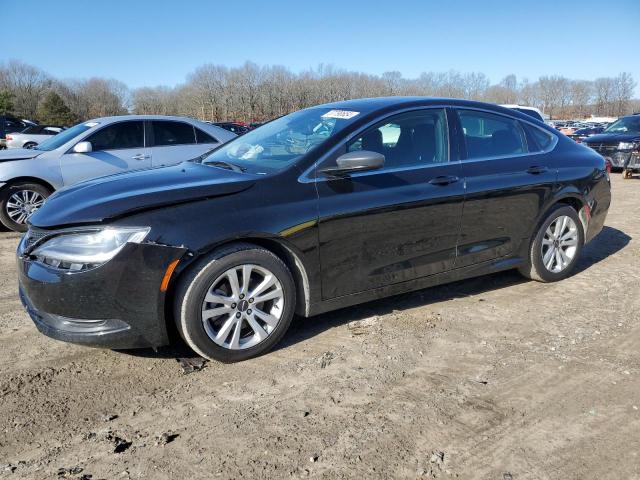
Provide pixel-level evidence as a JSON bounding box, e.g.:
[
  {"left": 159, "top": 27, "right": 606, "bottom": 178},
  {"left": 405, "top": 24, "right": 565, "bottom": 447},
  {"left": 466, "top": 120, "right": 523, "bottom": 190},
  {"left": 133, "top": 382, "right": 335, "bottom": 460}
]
[
  {"left": 0, "top": 148, "right": 42, "bottom": 162},
  {"left": 584, "top": 132, "right": 640, "bottom": 144},
  {"left": 29, "top": 162, "right": 257, "bottom": 228}
]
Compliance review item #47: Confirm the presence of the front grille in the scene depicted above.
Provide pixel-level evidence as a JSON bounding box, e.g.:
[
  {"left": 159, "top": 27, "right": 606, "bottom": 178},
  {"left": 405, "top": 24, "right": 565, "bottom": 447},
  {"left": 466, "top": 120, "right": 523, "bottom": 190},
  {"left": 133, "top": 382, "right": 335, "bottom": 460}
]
[{"left": 587, "top": 142, "right": 620, "bottom": 155}]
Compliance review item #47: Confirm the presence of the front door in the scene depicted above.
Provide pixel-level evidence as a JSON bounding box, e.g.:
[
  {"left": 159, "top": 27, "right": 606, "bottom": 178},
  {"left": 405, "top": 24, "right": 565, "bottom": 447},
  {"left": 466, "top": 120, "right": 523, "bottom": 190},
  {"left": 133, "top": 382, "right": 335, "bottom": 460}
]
[
  {"left": 453, "top": 108, "right": 557, "bottom": 268},
  {"left": 60, "top": 120, "right": 151, "bottom": 186},
  {"left": 316, "top": 108, "right": 465, "bottom": 299}
]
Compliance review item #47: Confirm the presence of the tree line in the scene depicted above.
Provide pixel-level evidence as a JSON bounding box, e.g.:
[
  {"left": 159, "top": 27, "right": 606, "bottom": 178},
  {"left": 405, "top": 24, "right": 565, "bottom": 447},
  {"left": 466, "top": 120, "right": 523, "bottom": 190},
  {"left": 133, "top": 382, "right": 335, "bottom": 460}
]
[{"left": 0, "top": 59, "right": 637, "bottom": 125}]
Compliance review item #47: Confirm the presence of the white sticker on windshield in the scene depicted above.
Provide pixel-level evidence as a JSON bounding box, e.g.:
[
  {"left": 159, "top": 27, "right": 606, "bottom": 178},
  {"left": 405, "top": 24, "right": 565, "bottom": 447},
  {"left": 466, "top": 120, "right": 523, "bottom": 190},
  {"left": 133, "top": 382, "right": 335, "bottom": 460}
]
[
  {"left": 321, "top": 110, "right": 360, "bottom": 120},
  {"left": 84, "top": 122, "right": 100, "bottom": 127}
]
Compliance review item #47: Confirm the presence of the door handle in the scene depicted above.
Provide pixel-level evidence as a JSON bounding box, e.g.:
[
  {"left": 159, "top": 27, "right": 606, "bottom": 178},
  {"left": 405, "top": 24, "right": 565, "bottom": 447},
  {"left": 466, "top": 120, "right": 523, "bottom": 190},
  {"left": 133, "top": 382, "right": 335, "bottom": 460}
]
[
  {"left": 527, "top": 165, "right": 548, "bottom": 174},
  {"left": 428, "top": 175, "right": 459, "bottom": 186},
  {"left": 132, "top": 153, "right": 149, "bottom": 161}
]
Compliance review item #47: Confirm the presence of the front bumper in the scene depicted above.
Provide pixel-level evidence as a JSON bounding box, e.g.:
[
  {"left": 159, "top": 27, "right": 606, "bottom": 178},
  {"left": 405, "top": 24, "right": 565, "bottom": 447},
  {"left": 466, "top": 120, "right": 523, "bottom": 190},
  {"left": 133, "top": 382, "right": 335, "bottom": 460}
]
[
  {"left": 17, "top": 241, "right": 186, "bottom": 349},
  {"left": 594, "top": 150, "right": 639, "bottom": 169}
]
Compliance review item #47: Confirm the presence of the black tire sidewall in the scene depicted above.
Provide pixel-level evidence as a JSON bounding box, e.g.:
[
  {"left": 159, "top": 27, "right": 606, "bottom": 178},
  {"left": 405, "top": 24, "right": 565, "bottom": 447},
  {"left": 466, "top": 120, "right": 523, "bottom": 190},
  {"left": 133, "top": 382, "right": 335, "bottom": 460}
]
[
  {"left": 531, "top": 205, "right": 584, "bottom": 282},
  {"left": 0, "top": 183, "right": 51, "bottom": 232},
  {"left": 176, "top": 246, "right": 296, "bottom": 362}
]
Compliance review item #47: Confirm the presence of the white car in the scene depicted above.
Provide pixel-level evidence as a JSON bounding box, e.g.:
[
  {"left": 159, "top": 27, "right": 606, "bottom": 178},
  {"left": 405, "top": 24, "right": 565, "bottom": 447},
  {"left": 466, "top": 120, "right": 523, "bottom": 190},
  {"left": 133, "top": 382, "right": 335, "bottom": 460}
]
[
  {"left": 6, "top": 125, "right": 65, "bottom": 149},
  {"left": 0, "top": 115, "right": 236, "bottom": 231},
  {"left": 500, "top": 104, "right": 546, "bottom": 123}
]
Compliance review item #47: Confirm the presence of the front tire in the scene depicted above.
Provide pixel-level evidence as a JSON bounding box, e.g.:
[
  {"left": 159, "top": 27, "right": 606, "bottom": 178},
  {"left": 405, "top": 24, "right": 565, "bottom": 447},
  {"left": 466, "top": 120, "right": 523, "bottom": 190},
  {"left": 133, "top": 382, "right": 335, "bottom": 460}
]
[
  {"left": 518, "top": 205, "right": 584, "bottom": 282},
  {"left": 174, "top": 243, "right": 296, "bottom": 362},
  {"left": 0, "top": 182, "right": 51, "bottom": 232}
]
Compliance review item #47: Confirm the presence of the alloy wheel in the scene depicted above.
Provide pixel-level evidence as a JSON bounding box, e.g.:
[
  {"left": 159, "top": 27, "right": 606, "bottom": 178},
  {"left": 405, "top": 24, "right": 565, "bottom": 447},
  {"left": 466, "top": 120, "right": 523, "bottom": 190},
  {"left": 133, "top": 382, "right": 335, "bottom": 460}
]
[
  {"left": 201, "top": 264, "right": 284, "bottom": 350},
  {"left": 541, "top": 215, "right": 579, "bottom": 273},
  {"left": 6, "top": 190, "right": 46, "bottom": 225}
]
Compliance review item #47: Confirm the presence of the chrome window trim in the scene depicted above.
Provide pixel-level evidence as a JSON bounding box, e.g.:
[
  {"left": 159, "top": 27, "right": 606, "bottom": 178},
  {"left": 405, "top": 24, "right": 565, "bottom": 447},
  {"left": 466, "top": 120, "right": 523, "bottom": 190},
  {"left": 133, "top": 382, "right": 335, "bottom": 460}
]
[
  {"left": 450, "top": 148, "right": 554, "bottom": 165},
  {"left": 298, "top": 105, "right": 453, "bottom": 184}
]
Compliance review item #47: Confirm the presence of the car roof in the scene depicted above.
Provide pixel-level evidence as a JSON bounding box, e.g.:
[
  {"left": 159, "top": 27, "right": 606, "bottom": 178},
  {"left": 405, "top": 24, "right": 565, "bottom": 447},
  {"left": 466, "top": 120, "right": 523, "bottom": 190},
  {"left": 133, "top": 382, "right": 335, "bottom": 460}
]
[
  {"left": 312, "top": 97, "right": 541, "bottom": 122},
  {"left": 87, "top": 115, "right": 212, "bottom": 124},
  {"left": 80, "top": 115, "right": 236, "bottom": 141}
]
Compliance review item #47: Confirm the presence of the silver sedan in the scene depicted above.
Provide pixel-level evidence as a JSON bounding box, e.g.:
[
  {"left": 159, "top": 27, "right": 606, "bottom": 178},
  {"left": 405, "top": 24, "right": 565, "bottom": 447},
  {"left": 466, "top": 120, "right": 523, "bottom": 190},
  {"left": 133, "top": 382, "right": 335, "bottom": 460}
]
[{"left": 0, "top": 115, "right": 235, "bottom": 231}]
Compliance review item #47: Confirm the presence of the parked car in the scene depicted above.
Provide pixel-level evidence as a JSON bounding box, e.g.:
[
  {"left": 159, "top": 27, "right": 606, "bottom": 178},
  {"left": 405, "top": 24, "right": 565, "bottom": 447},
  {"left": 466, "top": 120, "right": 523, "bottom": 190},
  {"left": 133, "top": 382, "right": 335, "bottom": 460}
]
[
  {"left": 568, "top": 125, "right": 605, "bottom": 143},
  {"left": 0, "top": 116, "right": 37, "bottom": 149},
  {"left": 17, "top": 98, "right": 611, "bottom": 362},
  {"left": 213, "top": 122, "right": 252, "bottom": 135},
  {"left": 501, "top": 104, "right": 545, "bottom": 122},
  {"left": 6, "top": 125, "right": 65, "bottom": 149},
  {"left": 582, "top": 114, "right": 640, "bottom": 177},
  {"left": 0, "top": 115, "right": 235, "bottom": 231}
]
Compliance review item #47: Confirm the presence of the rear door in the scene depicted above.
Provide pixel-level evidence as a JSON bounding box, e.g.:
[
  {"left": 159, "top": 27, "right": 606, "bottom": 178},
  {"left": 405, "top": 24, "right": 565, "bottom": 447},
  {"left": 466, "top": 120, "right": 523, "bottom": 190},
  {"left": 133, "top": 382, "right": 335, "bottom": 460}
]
[
  {"left": 316, "top": 108, "right": 465, "bottom": 298},
  {"left": 453, "top": 108, "right": 557, "bottom": 268},
  {"left": 60, "top": 120, "right": 151, "bottom": 185},
  {"left": 149, "top": 120, "right": 218, "bottom": 167}
]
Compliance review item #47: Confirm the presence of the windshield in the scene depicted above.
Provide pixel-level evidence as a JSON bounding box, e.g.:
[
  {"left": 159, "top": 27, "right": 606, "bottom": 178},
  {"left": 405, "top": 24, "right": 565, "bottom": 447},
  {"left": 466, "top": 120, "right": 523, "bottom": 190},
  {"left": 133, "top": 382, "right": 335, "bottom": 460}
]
[
  {"left": 200, "top": 107, "right": 361, "bottom": 172},
  {"left": 35, "top": 122, "right": 95, "bottom": 151},
  {"left": 603, "top": 116, "right": 640, "bottom": 134}
]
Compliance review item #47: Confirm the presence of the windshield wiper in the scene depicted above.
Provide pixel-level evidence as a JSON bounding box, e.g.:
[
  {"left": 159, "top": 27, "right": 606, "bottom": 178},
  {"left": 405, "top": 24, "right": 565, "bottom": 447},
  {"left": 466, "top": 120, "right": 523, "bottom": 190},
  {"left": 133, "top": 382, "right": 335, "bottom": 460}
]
[{"left": 206, "top": 160, "right": 246, "bottom": 173}]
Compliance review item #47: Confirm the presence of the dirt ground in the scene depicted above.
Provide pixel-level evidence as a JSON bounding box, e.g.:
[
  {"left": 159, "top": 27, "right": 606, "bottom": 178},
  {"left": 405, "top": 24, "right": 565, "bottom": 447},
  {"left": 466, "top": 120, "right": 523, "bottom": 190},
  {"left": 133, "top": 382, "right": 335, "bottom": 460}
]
[{"left": 0, "top": 174, "right": 638, "bottom": 480}]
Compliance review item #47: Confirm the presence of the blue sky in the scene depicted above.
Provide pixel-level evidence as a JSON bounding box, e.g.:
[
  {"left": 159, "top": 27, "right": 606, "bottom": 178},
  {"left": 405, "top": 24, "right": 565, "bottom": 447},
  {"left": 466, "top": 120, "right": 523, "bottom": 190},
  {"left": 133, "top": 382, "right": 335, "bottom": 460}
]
[{"left": 3, "top": 0, "right": 639, "bottom": 94}]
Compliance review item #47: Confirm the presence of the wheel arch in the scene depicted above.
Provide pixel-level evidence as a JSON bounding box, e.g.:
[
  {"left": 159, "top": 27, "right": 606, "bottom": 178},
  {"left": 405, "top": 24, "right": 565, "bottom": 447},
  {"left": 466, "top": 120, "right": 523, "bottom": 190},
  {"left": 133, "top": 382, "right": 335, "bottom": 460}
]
[
  {"left": 167, "top": 236, "right": 312, "bottom": 323},
  {"left": 533, "top": 190, "right": 589, "bottom": 242},
  {"left": 0, "top": 176, "right": 56, "bottom": 194}
]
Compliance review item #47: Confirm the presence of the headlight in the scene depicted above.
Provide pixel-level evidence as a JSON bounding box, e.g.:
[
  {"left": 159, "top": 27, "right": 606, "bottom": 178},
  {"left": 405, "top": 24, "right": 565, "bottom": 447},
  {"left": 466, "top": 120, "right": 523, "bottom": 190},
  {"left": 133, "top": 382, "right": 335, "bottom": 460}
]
[
  {"left": 618, "top": 142, "right": 635, "bottom": 150},
  {"left": 31, "top": 227, "right": 150, "bottom": 271}
]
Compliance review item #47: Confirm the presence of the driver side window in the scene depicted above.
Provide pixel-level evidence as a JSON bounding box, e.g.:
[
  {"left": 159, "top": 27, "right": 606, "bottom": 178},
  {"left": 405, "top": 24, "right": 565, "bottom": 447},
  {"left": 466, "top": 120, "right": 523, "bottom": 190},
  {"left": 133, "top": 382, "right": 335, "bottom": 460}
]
[{"left": 347, "top": 109, "right": 448, "bottom": 169}]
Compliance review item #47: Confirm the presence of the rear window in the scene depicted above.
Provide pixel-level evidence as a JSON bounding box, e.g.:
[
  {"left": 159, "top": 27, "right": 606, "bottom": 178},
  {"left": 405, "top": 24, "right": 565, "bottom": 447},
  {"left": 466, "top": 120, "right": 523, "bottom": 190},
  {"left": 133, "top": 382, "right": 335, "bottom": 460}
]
[{"left": 22, "top": 125, "right": 42, "bottom": 134}]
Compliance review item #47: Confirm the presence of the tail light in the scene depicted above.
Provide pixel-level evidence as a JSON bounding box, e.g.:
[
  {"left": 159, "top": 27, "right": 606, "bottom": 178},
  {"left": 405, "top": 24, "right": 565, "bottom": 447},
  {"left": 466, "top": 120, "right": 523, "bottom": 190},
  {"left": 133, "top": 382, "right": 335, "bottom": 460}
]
[
  {"left": 605, "top": 158, "right": 612, "bottom": 175},
  {"left": 6, "top": 135, "right": 12, "bottom": 141}
]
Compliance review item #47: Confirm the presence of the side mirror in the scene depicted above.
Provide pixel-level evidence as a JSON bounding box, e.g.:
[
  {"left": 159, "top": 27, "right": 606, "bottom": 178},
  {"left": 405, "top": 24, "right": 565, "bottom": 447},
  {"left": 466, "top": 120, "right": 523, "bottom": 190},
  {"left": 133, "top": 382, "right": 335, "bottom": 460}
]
[
  {"left": 72, "top": 141, "right": 92, "bottom": 153},
  {"left": 320, "top": 150, "right": 385, "bottom": 177}
]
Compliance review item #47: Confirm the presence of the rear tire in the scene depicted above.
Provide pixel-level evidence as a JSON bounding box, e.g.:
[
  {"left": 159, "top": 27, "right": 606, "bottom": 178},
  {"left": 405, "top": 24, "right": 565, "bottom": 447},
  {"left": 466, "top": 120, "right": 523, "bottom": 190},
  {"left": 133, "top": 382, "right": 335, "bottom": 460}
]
[
  {"left": 174, "top": 243, "right": 296, "bottom": 362},
  {"left": 0, "top": 182, "right": 51, "bottom": 232},
  {"left": 518, "top": 205, "right": 584, "bottom": 282},
  {"left": 23, "top": 142, "right": 37, "bottom": 149}
]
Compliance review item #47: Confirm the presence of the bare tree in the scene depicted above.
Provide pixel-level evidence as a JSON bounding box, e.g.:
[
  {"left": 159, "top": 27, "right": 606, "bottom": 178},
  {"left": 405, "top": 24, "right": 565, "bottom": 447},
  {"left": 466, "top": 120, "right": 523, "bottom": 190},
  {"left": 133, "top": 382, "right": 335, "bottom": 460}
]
[
  {"left": 462, "top": 72, "right": 490, "bottom": 100},
  {"left": 0, "top": 60, "right": 51, "bottom": 118},
  {"left": 1, "top": 60, "right": 637, "bottom": 123},
  {"left": 569, "top": 80, "right": 593, "bottom": 118},
  {"left": 611, "top": 72, "right": 636, "bottom": 116}
]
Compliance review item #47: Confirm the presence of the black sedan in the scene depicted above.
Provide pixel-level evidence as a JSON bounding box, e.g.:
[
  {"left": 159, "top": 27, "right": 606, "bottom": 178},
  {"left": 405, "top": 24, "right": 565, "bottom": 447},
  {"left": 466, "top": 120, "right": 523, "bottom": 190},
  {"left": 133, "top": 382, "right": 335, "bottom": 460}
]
[{"left": 17, "top": 98, "right": 611, "bottom": 362}]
